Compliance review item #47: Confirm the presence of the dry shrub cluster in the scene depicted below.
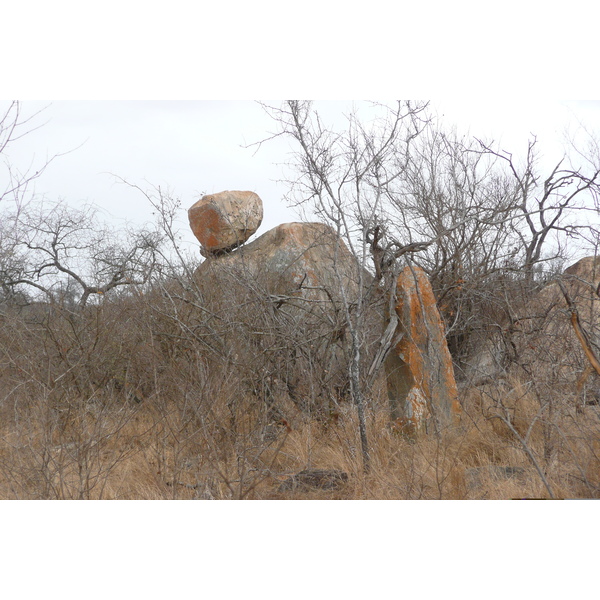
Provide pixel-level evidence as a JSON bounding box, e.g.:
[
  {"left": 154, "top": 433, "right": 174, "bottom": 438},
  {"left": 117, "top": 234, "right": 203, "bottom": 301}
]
[
  {"left": 1, "top": 249, "right": 600, "bottom": 500},
  {"left": 1, "top": 281, "right": 599, "bottom": 500}
]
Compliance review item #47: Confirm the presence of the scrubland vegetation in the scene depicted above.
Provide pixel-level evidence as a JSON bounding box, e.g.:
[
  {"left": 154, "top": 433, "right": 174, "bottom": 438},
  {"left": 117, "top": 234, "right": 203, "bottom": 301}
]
[
  {"left": 2, "top": 100, "right": 600, "bottom": 499},
  {"left": 1, "top": 284, "right": 599, "bottom": 500}
]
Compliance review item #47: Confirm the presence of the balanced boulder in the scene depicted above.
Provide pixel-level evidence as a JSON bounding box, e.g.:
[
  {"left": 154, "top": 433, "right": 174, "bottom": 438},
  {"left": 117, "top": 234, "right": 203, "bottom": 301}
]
[{"left": 188, "top": 190, "right": 263, "bottom": 254}]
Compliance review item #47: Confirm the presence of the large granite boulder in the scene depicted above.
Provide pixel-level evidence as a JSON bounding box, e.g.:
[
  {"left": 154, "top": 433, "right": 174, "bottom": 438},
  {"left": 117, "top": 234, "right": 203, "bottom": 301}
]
[
  {"left": 188, "top": 190, "right": 263, "bottom": 255},
  {"left": 193, "top": 221, "right": 363, "bottom": 296},
  {"left": 385, "top": 265, "right": 461, "bottom": 435},
  {"left": 189, "top": 222, "right": 385, "bottom": 414}
]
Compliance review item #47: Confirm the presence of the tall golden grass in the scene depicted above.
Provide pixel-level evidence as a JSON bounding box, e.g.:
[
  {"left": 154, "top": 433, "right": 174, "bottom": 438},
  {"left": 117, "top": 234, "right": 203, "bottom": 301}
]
[{"left": 1, "top": 370, "right": 598, "bottom": 499}]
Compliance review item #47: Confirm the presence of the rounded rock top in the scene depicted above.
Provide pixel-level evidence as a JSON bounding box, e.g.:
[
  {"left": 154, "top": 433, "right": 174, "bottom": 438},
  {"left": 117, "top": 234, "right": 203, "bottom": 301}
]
[{"left": 188, "top": 190, "right": 263, "bottom": 254}]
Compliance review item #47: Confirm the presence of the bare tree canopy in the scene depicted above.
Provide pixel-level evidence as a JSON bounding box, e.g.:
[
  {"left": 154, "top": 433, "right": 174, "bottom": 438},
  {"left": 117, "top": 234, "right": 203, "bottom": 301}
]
[
  {"left": 0, "top": 199, "right": 164, "bottom": 307},
  {"left": 261, "top": 101, "right": 600, "bottom": 362}
]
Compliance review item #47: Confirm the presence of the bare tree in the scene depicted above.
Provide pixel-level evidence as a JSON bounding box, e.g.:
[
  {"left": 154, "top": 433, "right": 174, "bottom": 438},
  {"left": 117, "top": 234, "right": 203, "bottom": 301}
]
[
  {"left": 260, "top": 100, "right": 600, "bottom": 469},
  {"left": 0, "top": 199, "right": 163, "bottom": 308},
  {"left": 260, "top": 100, "right": 432, "bottom": 471},
  {"left": 0, "top": 103, "right": 164, "bottom": 308},
  {"left": 477, "top": 135, "right": 600, "bottom": 283},
  {"left": 370, "top": 117, "right": 600, "bottom": 373},
  {"left": 1, "top": 101, "right": 66, "bottom": 206}
]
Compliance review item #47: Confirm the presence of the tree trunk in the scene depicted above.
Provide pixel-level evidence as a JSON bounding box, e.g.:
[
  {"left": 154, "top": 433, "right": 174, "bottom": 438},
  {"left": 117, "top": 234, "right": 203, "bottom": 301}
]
[{"left": 349, "top": 332, "right": 370, "bottom": 473}]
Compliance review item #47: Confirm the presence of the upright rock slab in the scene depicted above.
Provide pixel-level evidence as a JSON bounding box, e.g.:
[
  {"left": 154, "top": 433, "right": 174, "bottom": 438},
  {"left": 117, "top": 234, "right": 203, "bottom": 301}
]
[
  {"left": 188, "top": 190, "right": 263, "bottom": 254},
  {"left": 385, "top": 265, "right": 461, "bottom": 435}
]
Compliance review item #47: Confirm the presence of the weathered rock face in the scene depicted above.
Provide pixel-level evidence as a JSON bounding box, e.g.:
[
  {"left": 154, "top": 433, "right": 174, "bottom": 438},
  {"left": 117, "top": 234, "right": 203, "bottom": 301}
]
[
  {"left": 563, "top": 255, "right": 600, "bottom": 280},
  {"left": 190, "top": 222, "right": 385, "bottom": 414},
  {"left": 385, "top": 265, "right": 461, "bottom": 435},
  {"left": 194, "top": 221, "right": 364, "bottom": 297},
  {"left": 188, "top": 190, "right": 263, "bottom": 254},
  {"left": 536, "top": 256, "right": 600, "bottom": 309},
  {"left": 459, "top": 255, "right": 600, "bottom": 406}
]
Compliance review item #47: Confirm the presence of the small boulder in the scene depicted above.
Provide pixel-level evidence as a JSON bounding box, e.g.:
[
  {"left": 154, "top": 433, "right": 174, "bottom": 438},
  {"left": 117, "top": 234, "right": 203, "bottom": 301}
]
[
  {"left": 277, "top": 469, "right": 349, "bottom": 492},
  {"left": 188, "top": 190, "right": 263, "bottom": 254},
  {"left": 465, "top": 465, "right": 526, "bottom": 491}
]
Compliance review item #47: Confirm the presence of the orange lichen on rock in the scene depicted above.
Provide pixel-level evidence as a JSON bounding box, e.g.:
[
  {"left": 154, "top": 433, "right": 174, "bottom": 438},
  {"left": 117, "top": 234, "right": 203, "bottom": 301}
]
[
  {"left": 188, "top": 190, "right": 263, "bottom": 254},
  {"left": 385, "top": 265, "right": 461, "bottom": 435}
]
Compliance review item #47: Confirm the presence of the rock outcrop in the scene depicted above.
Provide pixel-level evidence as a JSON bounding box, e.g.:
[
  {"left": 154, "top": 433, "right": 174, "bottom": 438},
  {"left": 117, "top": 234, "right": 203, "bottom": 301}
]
[
  {"left": 537, "top": 256, "right": 600, "bottom": 308},
  {"left": 531, "top": 256, "right": 600, "bottom": 403},
  {"left": 461, "top": 255, "right": 600, "bottom": 405},
  {"left": 563, "top": 255, "right": 600, "bottom": 280},
  {"left": 186, "top": 194, "right": 460, "bottom": 433},
  {"left": 385, "top": 265, "right": 461, "bottom": 435},
  {"left": 188, "top": 190, "right": 263, "bottom": 255}
]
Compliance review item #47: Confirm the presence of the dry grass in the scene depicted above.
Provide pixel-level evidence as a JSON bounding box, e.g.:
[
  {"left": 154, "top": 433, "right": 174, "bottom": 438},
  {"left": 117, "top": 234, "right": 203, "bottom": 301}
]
[{"left": 1, "top": 372, "right": 598, "bottom": 499}]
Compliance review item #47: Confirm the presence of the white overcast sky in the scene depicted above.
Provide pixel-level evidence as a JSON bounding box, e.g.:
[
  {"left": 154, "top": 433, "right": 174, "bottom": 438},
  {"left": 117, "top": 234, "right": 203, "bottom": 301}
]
[{"left": 4, "top": 99, "right": 600, "bottom": 257}]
